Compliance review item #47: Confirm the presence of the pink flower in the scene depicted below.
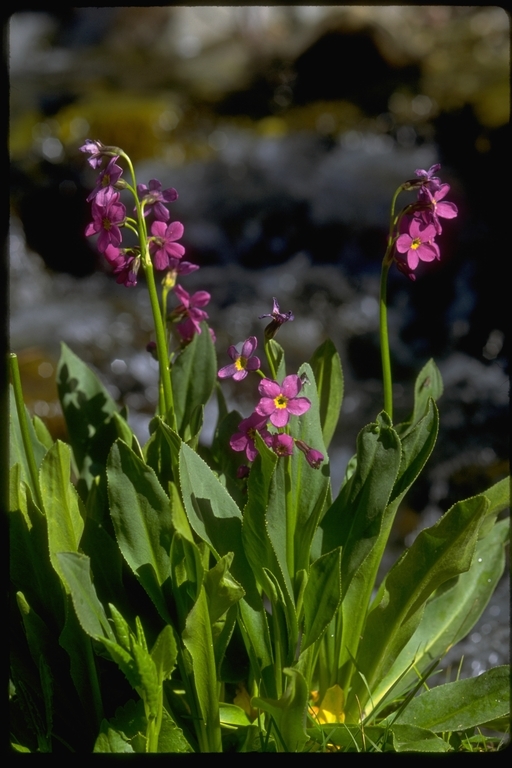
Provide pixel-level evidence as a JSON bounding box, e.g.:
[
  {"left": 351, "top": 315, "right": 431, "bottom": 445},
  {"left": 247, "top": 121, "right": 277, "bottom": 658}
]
[
  {"left": 295, "top": 439, "right": 324, "bottom": 469},
  {"left": 272, "top": 433, "right": 294, "bottom": 457},
  {"left": 218, "top": 337, "right": 261, "bottom": 381},
  {"left": 85, "top": 188, "right": 126, "bottom": 253},
  {"left": 255, "top": 375, "right": 311, "bottom": 428},
  {"left": 420, "top": 184, "right": 458, "bottom": 235},
  {"left": 259, "top": 297, "right": 294, "bottom": 340},
  {"left": 395, "top": 218, "right": 439, "bottom": 271},
  {"left": 80, "top": 139, "right": 109, "bottom": 169},
  {"left": 149, "top": 220, "right": 185, "bottom": 271},
  {"left": 103, "top": 245, "right": 140, "bottom": 287},
  {"left": 86, "top": 156, "right": 123, "bottom": 202},
  {"left": 172, "top": 284, "right": 211, "bottom": 339},
  {"left": 414, "top": 164, "right": 442, "bottom": 192},
  {"left": 137, "top": 179, "right": 178, "bottom": 221},
  {"left": 230, "top": 412, "right": 270, "bottom": 462}
]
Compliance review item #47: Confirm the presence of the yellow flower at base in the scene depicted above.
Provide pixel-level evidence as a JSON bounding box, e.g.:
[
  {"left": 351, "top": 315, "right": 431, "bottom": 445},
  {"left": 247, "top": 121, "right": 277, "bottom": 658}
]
[{"left": 310, "top": 684, "right": 345, "bottom": 724}]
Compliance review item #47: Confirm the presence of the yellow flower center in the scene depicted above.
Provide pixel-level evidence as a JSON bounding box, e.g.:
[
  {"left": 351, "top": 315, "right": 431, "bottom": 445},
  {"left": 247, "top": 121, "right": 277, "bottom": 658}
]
[
  {"left": 274, "top": 394, "right": 288, "bottom": 409},
  {"left": 411, "top": 237, "right": 421, "bottom": 250},
  {"left": 103, "top": 218, "right": 112, "bottom": 231},
  {"left": 235, "top": 356, "right": 247, "bottom": 371}
]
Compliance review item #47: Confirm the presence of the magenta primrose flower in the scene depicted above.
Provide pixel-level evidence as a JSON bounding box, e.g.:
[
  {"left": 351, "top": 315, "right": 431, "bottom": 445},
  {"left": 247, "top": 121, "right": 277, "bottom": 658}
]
[
  {"left": 103, "top": 244, "right": 140, "bottom": 287},
  {"left": 86, "top": 156, "right": 123, "bottom": 203},
  {"left": 149, "top": 220, "right": 186, "bottom": 271},
  {"left": 218, "top": 337, "right": 261, "bottom": 381},
  {"left": 272, "top": 433, "right": 294, "bottom": 457},
  {"left": 172, "top": 283, "right": 211, "bottom": 339},
  {"left": 230, "top": 411, "right": 270, "bottom": 462},
  {"left": 420, "top": 184, "right": 459, "bottom": 235},
  {"left": 414, "top": 164, "right": 442, "bottom": 191},
  {"left": 85, "top": 188, "right": 126, "bottom": 253},
  {"left": 255, "top": 374, "right": 311, "bottom": 428},
  {"left": 79, "top": 139, "right": 109, "bottom": 169},
  {"left": 137, "top": 179, "right": 178, "bottom": 221},
  {"left": 395, "top": 218, "right": 439, "bottom": 271},
  {"left": 295, "top": 438, "right": 324, "bottom": 469}
]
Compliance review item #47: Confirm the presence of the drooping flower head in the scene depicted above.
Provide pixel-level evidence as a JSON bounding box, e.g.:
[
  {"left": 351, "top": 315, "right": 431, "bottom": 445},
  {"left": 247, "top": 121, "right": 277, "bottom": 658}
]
[
  {"left": 218, "top": 337, "right": 261, "bottom": 381},
  {"left": 171, "top": 283, "right": 211, "bottom": 340},
  {"left": 79, "top": 139, "right": 118, "bottom": 169},
  {"left": 255, "top": 374, "right": 311, "bottom": 428},
  {"left": 149, "top": 220, "right": 185, "bottom": 271},
  {"left": 259, "top": 297, "right": 294, "bottom": 340},
  {"left": 85, "top": 188, "right": 126, "bottom": 253},
  {"left": 414, "top": 164, "right": 442, "bottom": 191},
  {"left": 295, "top": 438, "right": 324, "bottom": 469},
  {"left": 103, "top": 245, "right": 140, "bottom": 287},
  {"left": 230, "top": 411, "right": 270, "bottom": 462},
  {"left": 137, "top": 179, "right": 178, "bottom": 221}
]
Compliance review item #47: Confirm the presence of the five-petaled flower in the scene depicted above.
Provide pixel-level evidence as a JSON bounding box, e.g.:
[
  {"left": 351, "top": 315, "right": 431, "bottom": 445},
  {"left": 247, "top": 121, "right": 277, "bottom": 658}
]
[
  {"left": 149, "top": 220, "right": 186, "bottom": 271},
  {"left": 85, "top": 188, "right": 126, "bottom": 253},
  {"left": 137, "top": 179, "right": 178, "bottom": 221},
  {"left": 272, "top": 433, "right": 294, "bottom": 457},
  {"left": 86, "top": 156, "right": 124, "bottom": 203},
  {"left": 395, "top": 219, "right": 439, "bottom": 271},
  {"left": 419, "top": 184, "right": 459, "bottom": 235},
  {"left": 218, "top": 337, "right": 261, "bottom": 381},
  {"left": 171, "top": 283, "right": 211, "bottom": 340},
  {"left": 103, "top": 244, "right": 140, "bottom": 287},
  {"left": 230, "top": 412, "right": 270, "bottom": 462},
  {"left": 255, "top": 374, "right": 311, "bottom": 428}
]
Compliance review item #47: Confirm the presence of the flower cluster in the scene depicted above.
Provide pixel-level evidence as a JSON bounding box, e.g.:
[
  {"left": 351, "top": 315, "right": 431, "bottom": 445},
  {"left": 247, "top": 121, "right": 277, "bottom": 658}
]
[
  {"left": 217, "top": 300, "right": 324, "bottom": 471},
  {"left": 393, "top": 164, "right": 458, "bottom": 280},
  {"left": 81, "top": 139, "right": 212, "bottom": 344}
]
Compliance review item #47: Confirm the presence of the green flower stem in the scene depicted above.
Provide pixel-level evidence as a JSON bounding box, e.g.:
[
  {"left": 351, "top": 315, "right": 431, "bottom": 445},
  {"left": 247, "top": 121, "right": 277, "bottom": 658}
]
[
  {"left": 9, "top": 353, "right": 44, "bottom": 511},
  {"left": 379, "top": 259, "right": 393, "bottom": 421},
  {"left": 264, "top": 340, "right": 277, "bottom": 381},
  {"left": 120, "top": 150, "right": 177, "bottom": 431},
  {"left": 285, "top": 454, "right": 295, "bottom": 577}
]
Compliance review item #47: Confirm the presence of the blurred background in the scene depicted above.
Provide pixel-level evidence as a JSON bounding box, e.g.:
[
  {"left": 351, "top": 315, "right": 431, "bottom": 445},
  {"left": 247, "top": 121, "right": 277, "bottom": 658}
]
[{"left": 8, "top": 6, "right": 509, "bottom": 679}]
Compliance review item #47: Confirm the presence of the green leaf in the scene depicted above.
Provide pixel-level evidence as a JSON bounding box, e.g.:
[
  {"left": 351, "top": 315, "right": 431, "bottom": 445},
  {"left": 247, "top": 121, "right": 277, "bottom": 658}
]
[
  {"left": 107, "top": 439, "right": 173, "bottom": 622},
  {"left": 347, "top": 491, "right": 491, "bottom": 719},
  {"left": 32, "top": 415, "right": 53, "bottom": 449},
  {"left": 308, "top": 338, "right": 343, "bottom": 449},
  {"left": 396, "top": 358, "right": 443, "bottom": 437},
  {"left": 219, "top": 703, "right": 251, "bottom": 727},
  {"left": 393, "top": 666, "right": 510, "bottom": 732},
  {"left": 158, "top": 707, "right": 194, "bottom": 752},
  {"left": 204, "top": 552, "right": 245, "bottom": 624},
  {"left": 94, "top": 699, "right": 146, "bottom": 753},
  {"left": 39, "top": 441, "right": 85, "bottom": 588},
  {"left": 56, "top": 342, "right": 121, "bottom": 490},
  {"left": 9, "top": 385, "right": 48, "bottom": 500},
  {"left": 369, "top": 518, "right": 509, "bottom": 713},
  {"left": 253, "top": 668, "right": 309, "bottom": 752},
  {"left": 179, "top": 442, "right": 258, "bottom": 604},
  {"left": 171, "top": 321, "right": 217, "bottom": 439},
  {"left": 302, "top": 547, "right": 342, "bottom": 652},
  {"left": 150, "top": 625, "right": 177, "bottom": 683},
  {"left": 390, "top": 724, "right": 450, "bottom": 752},
  {"left": 56, "top": 552, "right": 114, "bottom": 641},
  {"left": 182, "top": 585, "right": 222, "bottom": 752},
  {"left": 478, "top": 475, "right": 510, "bottom": 538},
  {"left": 307, "top": 723, "right": 387, "bottom": 751},
  {"left": 267, "top": 339, "right": 286, "bottom": 382}
]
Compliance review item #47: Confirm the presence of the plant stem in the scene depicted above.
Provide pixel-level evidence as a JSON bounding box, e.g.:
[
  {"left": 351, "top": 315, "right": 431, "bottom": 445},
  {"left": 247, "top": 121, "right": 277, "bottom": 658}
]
[
  {"left": 379, "top": 260, "right": 393, "bottom": 421},
  {"left": 9, "top": 353, "right": 44, "bottom": 511},
  {"left": 285, "top": 454, "right": 295, "bottom": 578}
]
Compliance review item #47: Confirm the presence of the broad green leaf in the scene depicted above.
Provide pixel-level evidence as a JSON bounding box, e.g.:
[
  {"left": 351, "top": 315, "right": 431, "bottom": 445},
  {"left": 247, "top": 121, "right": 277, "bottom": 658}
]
[
  {"left": 15, "top": 592, "right": 52, "bottom": 669},
  {"left": 346, "top": 491, "right": 490, "bottom": 719},
  {"left": 170, "top": 532, "right": 205, "bottom": 628},
  {"left": 107, "top": 439, "right": 173, "bottom": 622},
  {"left": 204, "top": 553, "right": 245, "bottom": 624},
  {"left": 393, "top": 666, "right": 510, "bottom": 732},
  {"left": 302, "top": 547, "right": 342, "bottom": 652},
  {"left": 94, "top": 727, "right": 135, "bottom": 753},
  {"left": 389, "top": 399, "right": 439, "bottom": 504},
  {"left": 369, "top": 518, "right": 509, "bottom": 713},
  {"left": 56, "top": 552, "right": 114, "bottom": 641},
  {"left": 266, "top": 339, "right": 286, "bottom": 382},
  {"left": 396, "top": 358, "right": 443, "bottom": 437},
  {"left": 94, "top": 699, "right": 145, "bottom": 753},
  {"left": 150, "top": 625, "right": 177, "bottom": 683},
  {"left": 171, "top": 321, "right": 216, "bottom": 439},
  {"left": 179, "top": 442, "right": 258, "bottom": 605},
  {"left": 56, "top": 342, "right": 121, "bottom": 490},
  {"left": 182, "top": 585, "right": 222, "bottom": 752},
  {"left": 158, "top": 707, "right": 194, "bottom": 752},
  {"left": 253, "top": 668, "right": 309, "bottom": 752},
  {"left": 40, "top": 441, "right": 85, "bottom": 587},
  {"left": 308, "top": 338, "right": 343, "bottom": 449},
  {"left": 478, "top": 475, "right": 510, "bottom": 539},
  {"left": 390, "top": 724, "right": 450, "bottom": 752},
  {"left": 219, "top": 702, "right": 251, "bottom": 727}
]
